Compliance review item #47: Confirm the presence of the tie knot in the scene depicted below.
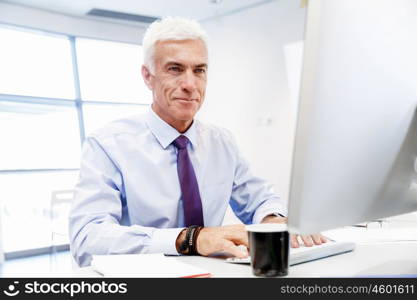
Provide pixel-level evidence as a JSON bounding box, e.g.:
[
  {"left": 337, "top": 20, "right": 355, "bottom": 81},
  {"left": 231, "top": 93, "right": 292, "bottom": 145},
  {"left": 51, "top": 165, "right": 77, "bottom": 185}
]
[{"left": 173, "top": 135, "right": 189, "bottom": 149}]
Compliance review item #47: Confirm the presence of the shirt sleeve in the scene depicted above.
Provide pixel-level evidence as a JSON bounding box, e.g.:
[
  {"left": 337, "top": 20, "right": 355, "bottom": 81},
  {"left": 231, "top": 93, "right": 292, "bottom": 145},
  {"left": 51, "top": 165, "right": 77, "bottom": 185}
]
[
  {"left": 69, "top": 137, "right": 184, "bottom": 267},
  {"left": 225, "top": 131, "right": 288, "bottom": 224}
]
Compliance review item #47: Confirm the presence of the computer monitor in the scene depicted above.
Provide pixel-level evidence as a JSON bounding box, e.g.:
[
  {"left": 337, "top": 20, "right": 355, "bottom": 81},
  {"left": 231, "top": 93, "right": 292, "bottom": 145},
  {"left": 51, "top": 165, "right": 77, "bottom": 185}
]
[
  {"left": 0, "top": 210, "right": 4, "bottom": 264},
  {"left": 287, "top": 0, "right": 417, "bottom": 234}
]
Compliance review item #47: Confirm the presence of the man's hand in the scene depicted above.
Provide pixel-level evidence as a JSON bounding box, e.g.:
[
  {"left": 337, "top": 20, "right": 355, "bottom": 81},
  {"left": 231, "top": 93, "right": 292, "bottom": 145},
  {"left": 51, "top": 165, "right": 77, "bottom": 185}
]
[
  {"left": 178, "top": 224, "right": 249, "bottom": 258},
  {"left": 261, "top": 215, "right": 327, "bottom": 248},
  {"left": 175, "top": 216, "right": 328, "bottom": 259}
]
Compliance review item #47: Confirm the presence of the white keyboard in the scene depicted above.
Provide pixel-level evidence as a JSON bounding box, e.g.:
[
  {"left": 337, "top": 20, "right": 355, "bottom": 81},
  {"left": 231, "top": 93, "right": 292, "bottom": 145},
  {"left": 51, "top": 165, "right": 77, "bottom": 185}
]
[{"left": 226, "top": 240, "right": 356, "bottom": 266}]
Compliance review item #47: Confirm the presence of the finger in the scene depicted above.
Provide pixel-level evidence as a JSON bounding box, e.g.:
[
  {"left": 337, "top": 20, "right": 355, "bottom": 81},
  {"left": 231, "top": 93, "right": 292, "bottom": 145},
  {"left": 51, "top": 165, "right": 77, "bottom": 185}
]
[
  {"left": 311, "top": 234, "right": 323, "bottom": 245},
  {"left": 223, "top": 241, "right": 249, "bottom": 258},
  {"left": 230, "top": 234, "right": 249, "bottom": 247},
  {"left": 320, "top": 235, "right": 328, "bottom": 243},
  {"left": 290, "top": 234, "right": 300, "bottom": 248},
  {"left": 229, "top": 229, "right": 249, "bottom": 247},
  {"left": 227, "top": 226, "right": 249, "bottom": 247},
  {"left": 301, "top": 235, "right": 314, "bottom": 247}
]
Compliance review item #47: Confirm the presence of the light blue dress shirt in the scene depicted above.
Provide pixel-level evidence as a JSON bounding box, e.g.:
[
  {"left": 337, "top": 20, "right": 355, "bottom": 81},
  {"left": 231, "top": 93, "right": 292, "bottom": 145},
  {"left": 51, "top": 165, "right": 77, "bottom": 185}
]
[{"left": 69, "top": 108, "right": 287, "bottom": 266}]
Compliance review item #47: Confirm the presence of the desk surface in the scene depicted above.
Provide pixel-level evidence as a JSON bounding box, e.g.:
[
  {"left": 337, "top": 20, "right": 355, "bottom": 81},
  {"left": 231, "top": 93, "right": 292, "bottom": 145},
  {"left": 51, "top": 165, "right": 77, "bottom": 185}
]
[
  {"left": 74, "top": 215, "right": 417, "bottom": 278},
  {"left": 72, "top": 241, "right": 417, "bottom": 278}
]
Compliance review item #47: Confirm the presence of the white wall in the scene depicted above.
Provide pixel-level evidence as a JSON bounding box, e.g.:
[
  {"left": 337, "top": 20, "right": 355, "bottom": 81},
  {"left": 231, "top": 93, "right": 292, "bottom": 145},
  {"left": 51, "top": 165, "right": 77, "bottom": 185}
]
[{"left": 200, "top": 0, "right": 306, "bottom": 204}]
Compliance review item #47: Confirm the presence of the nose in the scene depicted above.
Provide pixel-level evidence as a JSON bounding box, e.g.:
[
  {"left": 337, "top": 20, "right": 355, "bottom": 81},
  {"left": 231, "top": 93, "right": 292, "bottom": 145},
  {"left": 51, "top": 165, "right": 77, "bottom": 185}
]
[{"left": 179, "top": 69, "right": 197, "bottom": 94}]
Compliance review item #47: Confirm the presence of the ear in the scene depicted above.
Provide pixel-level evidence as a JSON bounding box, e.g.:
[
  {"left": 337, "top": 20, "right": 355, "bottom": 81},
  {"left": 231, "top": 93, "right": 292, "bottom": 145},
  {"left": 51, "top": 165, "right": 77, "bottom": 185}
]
[{"left": 141, "top": 65, "right": 153, "bottom": 91}]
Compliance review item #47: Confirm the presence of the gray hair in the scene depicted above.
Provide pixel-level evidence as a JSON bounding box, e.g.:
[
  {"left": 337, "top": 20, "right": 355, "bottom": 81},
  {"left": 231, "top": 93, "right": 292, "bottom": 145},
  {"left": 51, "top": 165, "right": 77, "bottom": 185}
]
[{"left": 142, "top": 17, "right": 208, "bottom": 73}]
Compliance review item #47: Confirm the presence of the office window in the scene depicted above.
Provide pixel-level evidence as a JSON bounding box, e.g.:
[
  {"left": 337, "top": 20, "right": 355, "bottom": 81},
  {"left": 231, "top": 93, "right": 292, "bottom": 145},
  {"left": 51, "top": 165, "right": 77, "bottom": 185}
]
[
  {"left": 76, "top": 38, "right": 152, "bottom": 104},
  {"left": 0, "top": 101, "right": 81, "bottom": 170},
  {"left": 0, "top": 24, "right": 149, "bottom": 257},
  {"left": 83, "top": 103, "right": 148, "bottom": 136},
  {"left": 0, "top": 171, "right": 79, "bottom": 252},
  {"left": 0, "top": 27, "right": 75, "bottom": 99}
]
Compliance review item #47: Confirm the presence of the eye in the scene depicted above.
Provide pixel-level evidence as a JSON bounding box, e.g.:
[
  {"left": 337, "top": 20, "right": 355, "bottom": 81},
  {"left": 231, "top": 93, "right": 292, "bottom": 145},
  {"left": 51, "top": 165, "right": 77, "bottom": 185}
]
[
  {"left": 168, "top": 66, "right": 183, "bottom": 72},
  {"left": 194, "top": 68, "right": 206, "bottom": 74}
]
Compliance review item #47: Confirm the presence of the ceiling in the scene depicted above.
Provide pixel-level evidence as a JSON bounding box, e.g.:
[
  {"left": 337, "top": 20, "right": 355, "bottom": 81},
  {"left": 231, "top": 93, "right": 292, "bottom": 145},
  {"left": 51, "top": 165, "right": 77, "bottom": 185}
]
[{"left": 1, "top": 0, "right": 272, "bottom": 26}]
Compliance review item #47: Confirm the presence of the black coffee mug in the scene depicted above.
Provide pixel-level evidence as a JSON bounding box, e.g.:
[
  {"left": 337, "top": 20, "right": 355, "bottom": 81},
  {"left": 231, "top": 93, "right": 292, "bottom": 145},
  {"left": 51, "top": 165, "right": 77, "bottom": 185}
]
[{"left": 246, "top": 224, "right": 289, "bottom": 277}]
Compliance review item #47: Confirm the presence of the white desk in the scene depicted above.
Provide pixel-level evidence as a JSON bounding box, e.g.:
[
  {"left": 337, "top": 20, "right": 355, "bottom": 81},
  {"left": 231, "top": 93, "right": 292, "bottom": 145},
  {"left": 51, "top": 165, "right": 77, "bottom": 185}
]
[
  {"left": 72, "top": 214, "right": 417, "bottom": 278},
  {"left": 72, "top": 241, "right": 417, "bottom": 278}
]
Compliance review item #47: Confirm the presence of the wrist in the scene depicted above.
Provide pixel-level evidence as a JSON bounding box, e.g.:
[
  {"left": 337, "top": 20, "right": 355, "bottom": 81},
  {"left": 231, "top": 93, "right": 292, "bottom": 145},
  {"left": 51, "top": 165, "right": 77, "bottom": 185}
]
[
  {"left": 176, "top": 226, "right": 204, "bottom": 255},
  {"left": 192, "top": 226, "right": 203, "bottom": 255},
  {"left": 261, "top": 213, "right": 287, "bottom": 223},
  {"left": 175, "top": 229, "right": 187, "bottom": 253}
]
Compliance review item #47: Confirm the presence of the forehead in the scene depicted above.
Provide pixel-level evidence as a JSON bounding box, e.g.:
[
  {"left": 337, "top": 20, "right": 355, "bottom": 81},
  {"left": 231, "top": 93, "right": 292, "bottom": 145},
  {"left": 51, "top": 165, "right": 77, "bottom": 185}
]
[{"left": 153, "top": 39, "right": 208, "bottom": 66}]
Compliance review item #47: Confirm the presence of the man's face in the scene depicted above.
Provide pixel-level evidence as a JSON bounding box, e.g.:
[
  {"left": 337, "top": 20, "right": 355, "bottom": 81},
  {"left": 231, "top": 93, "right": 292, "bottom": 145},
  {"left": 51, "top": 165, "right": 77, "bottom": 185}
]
[{"left": 142, "top": 39, "right": 208, "bottom": 127}]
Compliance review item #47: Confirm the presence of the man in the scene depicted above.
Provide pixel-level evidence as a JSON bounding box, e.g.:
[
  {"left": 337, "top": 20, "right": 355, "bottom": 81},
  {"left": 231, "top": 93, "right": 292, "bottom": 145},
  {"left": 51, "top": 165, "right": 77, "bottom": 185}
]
[{"left": 69, "top": 17, "right": 326, "bottom": 267}]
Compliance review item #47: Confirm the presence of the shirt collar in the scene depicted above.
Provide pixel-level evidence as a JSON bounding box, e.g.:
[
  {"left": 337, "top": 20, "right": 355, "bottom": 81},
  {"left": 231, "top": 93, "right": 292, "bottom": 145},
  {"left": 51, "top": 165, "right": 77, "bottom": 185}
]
[{"left": 145, "top": 106, "right": 198, "bottom": 149}]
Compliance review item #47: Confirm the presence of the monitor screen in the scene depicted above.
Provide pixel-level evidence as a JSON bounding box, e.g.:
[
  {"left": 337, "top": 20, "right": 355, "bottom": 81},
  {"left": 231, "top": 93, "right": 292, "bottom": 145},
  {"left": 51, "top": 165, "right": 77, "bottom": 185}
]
[
  {"left": 0, "top": 210, "right": 4, "bottom": 264},
  {"left": 288, "top": 0, "right": 417, "bottom": 234}
]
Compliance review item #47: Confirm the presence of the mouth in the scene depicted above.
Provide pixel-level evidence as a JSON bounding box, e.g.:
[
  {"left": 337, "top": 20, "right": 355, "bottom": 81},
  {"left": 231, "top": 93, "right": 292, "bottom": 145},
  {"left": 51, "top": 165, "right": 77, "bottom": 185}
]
[{"left": 174, "top": 97, "right": 199, "bottom": 103}]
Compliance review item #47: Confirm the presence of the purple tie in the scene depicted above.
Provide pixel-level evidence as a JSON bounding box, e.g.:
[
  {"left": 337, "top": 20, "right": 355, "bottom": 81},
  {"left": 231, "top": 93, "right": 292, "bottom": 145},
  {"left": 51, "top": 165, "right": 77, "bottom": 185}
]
[{"left": 173, "top": 135, "right": 204, "bottom": 226}]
